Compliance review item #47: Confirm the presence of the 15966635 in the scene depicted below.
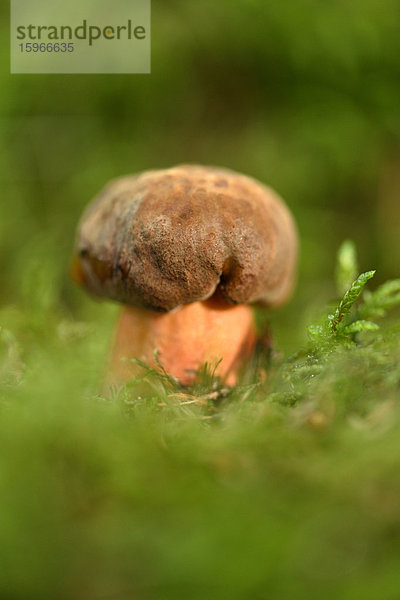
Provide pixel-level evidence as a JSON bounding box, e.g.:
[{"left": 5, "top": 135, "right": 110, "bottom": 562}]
[{"left": 19, "top": 42, "right": 74, "bottom": 52}]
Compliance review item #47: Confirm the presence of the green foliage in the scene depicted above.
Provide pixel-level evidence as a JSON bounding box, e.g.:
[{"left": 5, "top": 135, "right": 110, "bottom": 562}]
[
  {"left": 360, "top": 279, "right": 400, "bottom": 320},
  {"left": 341, "top": 319, "right": 379, "bottom": 335},
  {"left": 329, "top": 270, "right": 376, "bottom": 333},
  {"left": 2, "top": 0, "right": 400, "bottom": 595},
  {"left": 308, "top": 243, "right": 400, "bottom": 346},
  {"left": 2, "top": 241, "right": 400, "bottom": 599},
  {"left": 280, "top": 242, "right": 400, "bottom": 420},
  {"left": 2, "top": 229, "right": 400, "bottom": 600}
]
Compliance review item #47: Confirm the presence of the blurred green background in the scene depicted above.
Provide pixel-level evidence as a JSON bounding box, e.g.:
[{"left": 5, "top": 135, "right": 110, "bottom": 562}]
[
  {"left": 1, "top": 1, "right": 400, "bottom": 599},
  {"left": 2, "top": 0, "right": 400, "bottom": 348}
]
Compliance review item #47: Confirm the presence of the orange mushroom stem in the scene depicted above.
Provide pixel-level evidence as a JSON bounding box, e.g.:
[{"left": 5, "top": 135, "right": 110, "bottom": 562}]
[{"left": 108, "top": 294, "right": 257, "bottom": 387}]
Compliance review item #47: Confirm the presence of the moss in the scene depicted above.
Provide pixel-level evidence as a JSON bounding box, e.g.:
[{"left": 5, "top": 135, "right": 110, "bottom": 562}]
[{"left": 1, "top": 243, "right": 400, "bottom": 599}]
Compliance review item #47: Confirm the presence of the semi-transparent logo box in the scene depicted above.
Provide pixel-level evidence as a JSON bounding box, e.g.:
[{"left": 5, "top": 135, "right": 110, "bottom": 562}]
[{"left": 11, "top": 0, "right": 150, "bottom": 74}]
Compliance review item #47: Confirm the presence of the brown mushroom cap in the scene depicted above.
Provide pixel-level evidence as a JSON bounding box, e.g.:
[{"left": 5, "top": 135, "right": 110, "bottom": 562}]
[{"left": 73, "top": 165, "right": 298, "bottom": 312}]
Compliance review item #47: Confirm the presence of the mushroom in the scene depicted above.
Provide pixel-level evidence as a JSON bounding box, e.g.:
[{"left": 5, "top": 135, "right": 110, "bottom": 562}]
[{"left": 72, "top": 165, "right": 298, "bottom": 387}]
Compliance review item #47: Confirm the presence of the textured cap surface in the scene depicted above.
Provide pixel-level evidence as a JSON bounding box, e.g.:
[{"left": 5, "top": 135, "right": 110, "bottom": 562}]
[{"left": 73, "top": 165, "right": 298, "bottom": 312}]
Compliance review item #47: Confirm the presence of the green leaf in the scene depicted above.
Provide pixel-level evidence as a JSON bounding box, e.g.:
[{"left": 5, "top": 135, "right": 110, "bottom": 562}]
[
  {"left": 359, "top": 279, "right": 400, "bottom": 319},
  {"left": 330, "top": 270, "right": 376, "bottom": 333},
  {"left": 336, "top": 240, "right": 358, "bottom": 296},
  {"left": 342, "top": 320, "right": 379, "bottom": 335}
]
